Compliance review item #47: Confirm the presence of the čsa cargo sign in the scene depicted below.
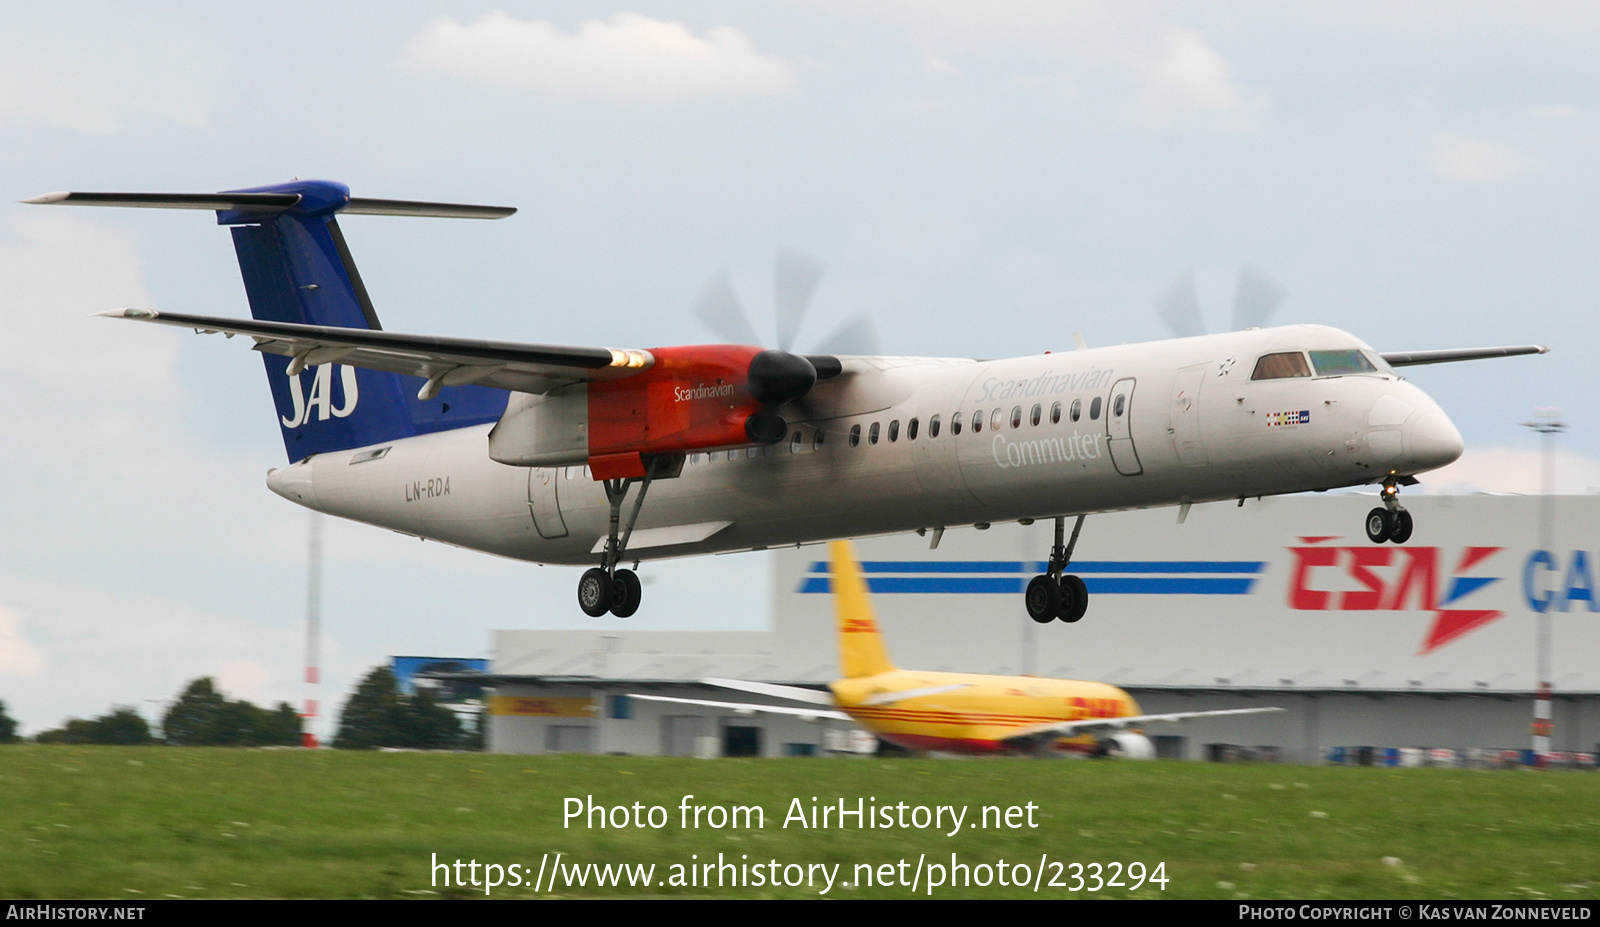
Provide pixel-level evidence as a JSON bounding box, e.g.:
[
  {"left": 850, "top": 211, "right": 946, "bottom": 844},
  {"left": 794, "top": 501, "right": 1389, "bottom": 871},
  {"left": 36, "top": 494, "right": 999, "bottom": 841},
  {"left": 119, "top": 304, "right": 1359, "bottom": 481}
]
[{"left": 1288, "top": 538, "right": 1597, "bottom": 654}]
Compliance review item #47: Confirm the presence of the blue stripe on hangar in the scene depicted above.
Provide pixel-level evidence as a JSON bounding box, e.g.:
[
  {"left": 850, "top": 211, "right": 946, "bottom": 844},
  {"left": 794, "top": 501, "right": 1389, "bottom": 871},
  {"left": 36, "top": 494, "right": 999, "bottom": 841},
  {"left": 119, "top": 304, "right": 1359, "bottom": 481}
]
[{"left": 797, "top": 560, "right": 1266, "bottom": 595}]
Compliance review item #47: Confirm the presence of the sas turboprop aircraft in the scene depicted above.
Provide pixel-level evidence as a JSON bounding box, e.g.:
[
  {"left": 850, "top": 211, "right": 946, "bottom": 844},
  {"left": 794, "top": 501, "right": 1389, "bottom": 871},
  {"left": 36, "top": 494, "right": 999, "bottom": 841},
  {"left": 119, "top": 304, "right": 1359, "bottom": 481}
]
[
  {"left": 632, "top": 540, "right": 1284, "bottom": 756},
  {"left": 28, "top": 180, "right": 1547, "bottom": 621}
]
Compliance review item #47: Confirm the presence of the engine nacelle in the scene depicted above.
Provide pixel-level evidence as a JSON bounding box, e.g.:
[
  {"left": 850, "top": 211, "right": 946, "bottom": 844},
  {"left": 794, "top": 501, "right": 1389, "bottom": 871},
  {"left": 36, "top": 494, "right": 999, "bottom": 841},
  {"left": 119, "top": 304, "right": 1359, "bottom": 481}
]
[
  {"left": 488, "top": 345, "right": 783, "bottom": 478},
  {"left": 1098, "top": 732, "right": 1156, "bottom": 760}
]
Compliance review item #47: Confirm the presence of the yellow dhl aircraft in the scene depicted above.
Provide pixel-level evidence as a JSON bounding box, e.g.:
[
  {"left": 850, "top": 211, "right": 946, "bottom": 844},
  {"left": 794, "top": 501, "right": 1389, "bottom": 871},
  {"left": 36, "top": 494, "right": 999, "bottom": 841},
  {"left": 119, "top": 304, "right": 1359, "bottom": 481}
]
[{"left": 633, "top": 541, "right": 1282, "bottom": 756}]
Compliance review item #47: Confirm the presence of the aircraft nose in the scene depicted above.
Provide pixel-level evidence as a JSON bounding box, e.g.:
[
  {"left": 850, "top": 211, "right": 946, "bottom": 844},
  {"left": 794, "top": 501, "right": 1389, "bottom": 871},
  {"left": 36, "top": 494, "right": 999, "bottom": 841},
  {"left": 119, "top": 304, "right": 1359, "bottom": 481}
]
[{"left": 1407, "top": 410, "right": 1464, "bottom": 472}]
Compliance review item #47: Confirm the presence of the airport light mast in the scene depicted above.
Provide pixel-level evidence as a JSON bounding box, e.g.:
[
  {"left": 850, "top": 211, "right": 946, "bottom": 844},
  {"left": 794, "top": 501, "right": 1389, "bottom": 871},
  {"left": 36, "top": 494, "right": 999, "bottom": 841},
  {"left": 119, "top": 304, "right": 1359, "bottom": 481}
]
[{"left": 1522, "top": 408, "right": 1564, "bottom": 761}]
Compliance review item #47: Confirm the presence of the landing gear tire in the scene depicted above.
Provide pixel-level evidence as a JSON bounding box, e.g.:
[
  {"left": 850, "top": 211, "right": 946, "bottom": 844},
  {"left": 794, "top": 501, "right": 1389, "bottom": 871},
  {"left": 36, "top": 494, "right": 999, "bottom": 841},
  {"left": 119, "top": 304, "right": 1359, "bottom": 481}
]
[
  {"left": 1388, "top": 510, "right": 1414, "bottom": 544},
  {"left": 1059, "top": 574, "right": 1089, "bottom": 623},
  {"left": 1365, "top": 507, "right": 1393, "bottom": 544},
  {"left": 610, "top": 569, "right": 642, "bottom": 618},
  {"left": 578, "top": 568, "right": 613, "bottom": 617},
  {"left": 1026, "top": 575, "right": 1061, "bottom": 624}
]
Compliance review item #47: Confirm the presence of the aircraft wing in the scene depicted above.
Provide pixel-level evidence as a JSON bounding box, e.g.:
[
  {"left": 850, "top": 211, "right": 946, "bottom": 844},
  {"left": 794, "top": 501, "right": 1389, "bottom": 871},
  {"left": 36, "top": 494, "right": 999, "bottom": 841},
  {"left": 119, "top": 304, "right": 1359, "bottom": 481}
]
[
  {"left": 99, "top": 308, "right": 652, "bottom": 396},
  {"left": 701, "top": 678, "right": 836, "bottom": 706},
  {"left": 1381, "top": 345, "right": 1548, "bottom": 367},
  {"left": 1001, "top": 706, "right": 1285, "bottom": 742},
  {"left": 629, "top": 693, "right": 851, "bottom": 721}
]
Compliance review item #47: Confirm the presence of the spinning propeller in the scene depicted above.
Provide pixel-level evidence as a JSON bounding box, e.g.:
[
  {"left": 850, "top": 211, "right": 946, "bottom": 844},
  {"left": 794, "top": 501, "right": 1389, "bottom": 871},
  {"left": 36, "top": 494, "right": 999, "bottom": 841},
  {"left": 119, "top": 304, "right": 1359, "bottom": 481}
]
[
  {"left": 1153, "top": 264, "right": 1288, "bottom": 338},
  {"left": 694, "top": 249, "right": 874, "bottom": 443}
]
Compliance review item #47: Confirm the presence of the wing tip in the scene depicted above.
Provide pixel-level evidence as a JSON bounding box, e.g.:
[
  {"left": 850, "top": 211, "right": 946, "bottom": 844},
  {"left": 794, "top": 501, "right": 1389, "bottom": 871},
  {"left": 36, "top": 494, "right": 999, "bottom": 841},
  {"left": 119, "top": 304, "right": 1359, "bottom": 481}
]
[{"left": 21, "top": 191, "right": 70, "bottom": 205}]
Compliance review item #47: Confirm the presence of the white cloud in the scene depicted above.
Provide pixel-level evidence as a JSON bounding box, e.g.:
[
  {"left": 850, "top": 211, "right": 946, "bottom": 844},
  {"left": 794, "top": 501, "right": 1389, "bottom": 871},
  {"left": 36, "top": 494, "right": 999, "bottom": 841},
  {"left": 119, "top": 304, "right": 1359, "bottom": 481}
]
[
  {"left": 0, "top": 606, "right": 44, "bottom": 677},
  {"left": 407, "top": 11, "right": 796, "bottom": 99},
  {"left": 1418, "top": 446, "right": 1600, "bottom": 496},
  {"left": 1429, "top": 134, "right": 1534, "bottom": 183},
  {"left": 1133, "top": 30, "right": 1246, "bottom": 115}
]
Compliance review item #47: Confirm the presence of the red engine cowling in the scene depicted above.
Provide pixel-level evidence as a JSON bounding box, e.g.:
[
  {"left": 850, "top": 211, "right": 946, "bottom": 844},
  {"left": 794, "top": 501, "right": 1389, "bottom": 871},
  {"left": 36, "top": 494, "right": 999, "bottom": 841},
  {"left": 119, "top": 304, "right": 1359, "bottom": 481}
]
[{"left": 585, "top": 344, "right": 768, "bottom": 479}]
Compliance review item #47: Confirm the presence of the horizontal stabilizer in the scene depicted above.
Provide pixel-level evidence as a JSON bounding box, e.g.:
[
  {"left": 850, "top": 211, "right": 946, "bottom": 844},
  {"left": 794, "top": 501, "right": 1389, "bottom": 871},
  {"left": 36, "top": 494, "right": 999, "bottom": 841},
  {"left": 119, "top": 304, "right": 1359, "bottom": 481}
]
[
  {"left": 99, "top": 308, "right": 653, "bottom": 395},
  {"left": 24, "top": 189, "right": 514, "bottom": 219},
  {"left": 1381, "top": 345, "right": 1548, "bottom": 367}
]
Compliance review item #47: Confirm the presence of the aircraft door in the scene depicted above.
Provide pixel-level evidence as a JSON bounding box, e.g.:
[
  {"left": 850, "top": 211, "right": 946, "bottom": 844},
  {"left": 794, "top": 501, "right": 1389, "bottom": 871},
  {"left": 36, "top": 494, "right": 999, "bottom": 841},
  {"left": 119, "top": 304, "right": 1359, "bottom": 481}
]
[
  {"left": 1170, "top": 364, "right": 1209, "bottom": 467},
  {"left": 1105, "top": 377, "right": 1143, "bottom": 476},
  {"left": 528, "top": 467, "right": 569, "bottom": 539}
]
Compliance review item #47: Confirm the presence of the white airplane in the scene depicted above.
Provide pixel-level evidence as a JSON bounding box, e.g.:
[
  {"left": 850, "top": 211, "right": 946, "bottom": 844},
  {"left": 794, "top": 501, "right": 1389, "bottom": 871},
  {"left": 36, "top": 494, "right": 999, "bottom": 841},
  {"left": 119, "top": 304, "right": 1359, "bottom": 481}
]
[{"left": 28, "top": 180, "right": 1546, "bottom": 621}]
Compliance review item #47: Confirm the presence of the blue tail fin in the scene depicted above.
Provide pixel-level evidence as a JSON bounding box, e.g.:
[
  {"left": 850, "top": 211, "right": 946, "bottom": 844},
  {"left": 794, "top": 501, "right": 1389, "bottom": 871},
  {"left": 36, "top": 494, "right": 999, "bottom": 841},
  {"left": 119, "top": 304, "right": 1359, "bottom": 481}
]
[{"left": 220, "top": 180, "right": 508, "bottom": 462}]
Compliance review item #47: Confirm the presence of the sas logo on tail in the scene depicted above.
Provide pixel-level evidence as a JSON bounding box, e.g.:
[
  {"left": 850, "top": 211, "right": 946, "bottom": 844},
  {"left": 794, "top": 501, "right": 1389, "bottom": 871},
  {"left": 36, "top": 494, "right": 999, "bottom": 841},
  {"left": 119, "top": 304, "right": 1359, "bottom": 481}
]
[
  {"left": 1288, "top": 539, "right": 1501, "bottom": 655},
  {"left": 281, "top": 365, "right": 359, "bottom": 428}
]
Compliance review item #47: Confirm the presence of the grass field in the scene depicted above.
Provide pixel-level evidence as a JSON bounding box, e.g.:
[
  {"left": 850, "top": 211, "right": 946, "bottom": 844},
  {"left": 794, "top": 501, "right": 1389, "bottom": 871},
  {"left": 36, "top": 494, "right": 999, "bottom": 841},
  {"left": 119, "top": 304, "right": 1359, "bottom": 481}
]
[{"left": 1, "top": 745, "right": 1597, "bottom": 900}]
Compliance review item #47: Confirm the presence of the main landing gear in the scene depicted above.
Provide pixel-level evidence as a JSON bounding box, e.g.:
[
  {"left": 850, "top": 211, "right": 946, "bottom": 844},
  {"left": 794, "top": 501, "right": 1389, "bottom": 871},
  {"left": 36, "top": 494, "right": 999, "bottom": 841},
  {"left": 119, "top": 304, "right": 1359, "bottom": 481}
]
[
  {"left": 577, "top": 459, "right": 661, "bottom": 618},
  {"left": 1364, "top": 475, "right": 1414, "bottom": 544},
  {"left": 1026, "top": 515, "right": 1090, "bottom": 624}
]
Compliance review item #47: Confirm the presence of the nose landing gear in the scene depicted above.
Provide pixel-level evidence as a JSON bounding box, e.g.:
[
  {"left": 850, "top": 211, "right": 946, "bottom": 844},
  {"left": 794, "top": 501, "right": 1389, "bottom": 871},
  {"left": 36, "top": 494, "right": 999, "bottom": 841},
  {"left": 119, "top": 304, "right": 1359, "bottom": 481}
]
[
  {"left": 1026, "top": 515, "right": 1090, "bottom": 624},
  {"left": 1364, "top": 476, "right": 1415, "bottom": 544}
]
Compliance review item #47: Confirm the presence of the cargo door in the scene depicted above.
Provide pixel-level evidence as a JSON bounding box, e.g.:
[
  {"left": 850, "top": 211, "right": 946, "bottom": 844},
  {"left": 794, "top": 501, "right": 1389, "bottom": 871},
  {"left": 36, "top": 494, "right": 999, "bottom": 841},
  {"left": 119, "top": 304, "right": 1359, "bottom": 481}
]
[
  {"left": 528, "top": 466, "right": 569, "bottom": 539},
  {"left": 1170, "top": 364, "right": 1209, "bottom": 467}
]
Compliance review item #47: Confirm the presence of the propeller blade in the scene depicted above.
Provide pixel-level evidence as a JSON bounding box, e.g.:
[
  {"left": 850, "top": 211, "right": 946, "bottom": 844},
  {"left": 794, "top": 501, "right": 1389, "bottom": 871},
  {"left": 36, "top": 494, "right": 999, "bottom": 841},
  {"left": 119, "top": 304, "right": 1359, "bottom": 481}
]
[
  {"left": 773, "top": 247, "right": 826, "bottom": 352},
  {"left": 1154, "top": 271, "right": 1206, "bottom": 338},
  {"left": 814, "top": 314, "right": 880, "bottom": 356},
  {"left": 693, "top": 269, "right": 763, "bottom": 346},
  {"left": 1231, "top": 264, "right": 1287, "bottom": 331}
]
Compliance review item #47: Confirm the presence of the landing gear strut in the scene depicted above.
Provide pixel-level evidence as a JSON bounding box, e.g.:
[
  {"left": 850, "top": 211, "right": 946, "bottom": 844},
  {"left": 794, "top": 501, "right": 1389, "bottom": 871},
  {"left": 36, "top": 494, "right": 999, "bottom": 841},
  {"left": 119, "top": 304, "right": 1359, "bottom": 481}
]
[
  {"left": 1026, "top": 515, "right": 1089, "bottom": 624},
  {"left": 577, "top": 458, "right": 659, "bottom": 618},
  {"left": 1365, "top": 476, "right": 1414, "bottom": 544}
]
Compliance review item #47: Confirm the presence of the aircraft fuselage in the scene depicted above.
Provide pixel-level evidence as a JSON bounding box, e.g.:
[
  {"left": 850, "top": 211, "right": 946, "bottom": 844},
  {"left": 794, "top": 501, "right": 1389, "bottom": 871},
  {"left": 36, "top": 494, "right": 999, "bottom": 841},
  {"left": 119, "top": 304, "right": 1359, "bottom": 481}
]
[{"left": 266, "top": 324, "right": 1463, "bottom": 565}]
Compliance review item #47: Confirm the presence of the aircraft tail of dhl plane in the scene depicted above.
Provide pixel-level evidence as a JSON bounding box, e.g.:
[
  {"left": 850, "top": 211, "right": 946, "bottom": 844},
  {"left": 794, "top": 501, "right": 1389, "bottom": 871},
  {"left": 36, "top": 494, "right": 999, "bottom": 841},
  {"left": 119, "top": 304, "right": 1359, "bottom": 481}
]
[{"left": 633, "top": 541, "right": 1283, "bottom": 756}]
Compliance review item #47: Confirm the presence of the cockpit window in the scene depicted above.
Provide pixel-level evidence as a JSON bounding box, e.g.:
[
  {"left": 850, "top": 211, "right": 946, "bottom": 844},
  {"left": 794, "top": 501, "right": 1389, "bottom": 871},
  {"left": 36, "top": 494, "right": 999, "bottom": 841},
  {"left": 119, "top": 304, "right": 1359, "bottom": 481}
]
[
  {"left": 1309, "top": 349, "right": 1378, "bottom": 377},
  {"left": 1251, "top": 352, "right": 1312, "bottom": 380}
]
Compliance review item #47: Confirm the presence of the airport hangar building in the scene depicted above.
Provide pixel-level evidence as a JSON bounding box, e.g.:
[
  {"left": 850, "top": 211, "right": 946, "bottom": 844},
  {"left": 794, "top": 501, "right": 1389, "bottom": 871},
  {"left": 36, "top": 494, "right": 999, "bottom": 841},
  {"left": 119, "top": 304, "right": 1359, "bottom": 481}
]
[{"left": 481, "top": 494, "right": 1600, "bottom": 763}]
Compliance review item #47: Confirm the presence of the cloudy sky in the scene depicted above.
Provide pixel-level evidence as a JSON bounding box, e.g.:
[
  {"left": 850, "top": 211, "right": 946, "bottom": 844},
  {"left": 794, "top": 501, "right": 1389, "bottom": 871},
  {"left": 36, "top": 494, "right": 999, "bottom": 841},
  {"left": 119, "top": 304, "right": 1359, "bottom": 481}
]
[{"left": 2, "top": 2, "right": 1597, "bottom": 736}]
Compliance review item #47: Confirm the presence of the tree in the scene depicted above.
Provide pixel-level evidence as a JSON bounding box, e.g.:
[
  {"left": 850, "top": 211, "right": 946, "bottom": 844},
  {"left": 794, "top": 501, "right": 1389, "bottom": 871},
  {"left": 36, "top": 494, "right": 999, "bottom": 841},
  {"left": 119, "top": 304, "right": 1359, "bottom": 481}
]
[
  {"left": 334, "top": 666, "right": 466, "bottom": 750},
  {"left": 0, "top": 700, "right": 19, "bottom": 743},
  {"left": 162, "top": 677, "right": 227, "bottom": 745},
  {"left": 35, "top": 707, "right": 153, "bottom": 745},
  {"left": 161, "top": 677, "right": 302, "bottom": 746}
]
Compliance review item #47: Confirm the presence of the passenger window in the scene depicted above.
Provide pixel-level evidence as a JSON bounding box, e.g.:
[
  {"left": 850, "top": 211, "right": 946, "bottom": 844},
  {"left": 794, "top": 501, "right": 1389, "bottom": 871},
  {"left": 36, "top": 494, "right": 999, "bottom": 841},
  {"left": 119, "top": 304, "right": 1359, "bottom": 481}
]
[
  {"left": 1251, "top": 351, "right": 1312, "bottom": 380},
  {"left": 1031, "top": 404, "right": 1042, "bottom": 427},
  {"left": 951, "top": 413, "right": 962, "bottom": 435},
  {"left": 991, "top": 408, "right": 1003, "bottom": 431},
  {"left": 888, "top": 420, "right": 900, "bottom": 442},
  {"left": 869, "top": 422, "right": 881, "bottom": 444},
  {"left": 728, "top": 450, "right": 738, "bottom": 461},
  {"left": 690, "top": 453, "right": 701, "bottom": 465},
  {"left": 973, "top": 410, "right": 983, "bottom": 433},
  {"left": 1010, "top": 406, "right": 1022, "bottom": 428},
  {"left": 790, "top": 431, "right": 802, "bottom": 454},
  {"left": 583, "top": 465, "right": 591, "bottom": 478},
  {"left": 813, "top": 430, "right": 825, "bottom": 450},
  {"left": 908, "top": 418, "right": 919, "bottom": 440},
  {"left": 930, "top": 414, "right": 941, "bottom": 437},
  {"left": 1089, "top": 397, "right": 1102, "bottom": 420},
  {"left": 849, "top": 424, "right": 861, "bottom": 447},
  {"left": 1113, "top": 394, "right": 1125, "bottom": 417},
  {"left": 1071, "top": 399, "right": 1081, "bottom": 422},
  {"left": 1309, "top": 349, "right": 1377, "bottom": 377},
  {"left": 1050, "top": 401, "right": 1061, "bottom": 424}
]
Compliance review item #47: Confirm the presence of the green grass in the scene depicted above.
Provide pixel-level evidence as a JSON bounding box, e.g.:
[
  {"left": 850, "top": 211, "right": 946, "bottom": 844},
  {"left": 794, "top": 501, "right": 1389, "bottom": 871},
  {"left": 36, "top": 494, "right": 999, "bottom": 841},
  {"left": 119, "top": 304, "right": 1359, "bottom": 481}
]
[{"left": 1, "top": 745, "right": 1596, "bottom": 899}]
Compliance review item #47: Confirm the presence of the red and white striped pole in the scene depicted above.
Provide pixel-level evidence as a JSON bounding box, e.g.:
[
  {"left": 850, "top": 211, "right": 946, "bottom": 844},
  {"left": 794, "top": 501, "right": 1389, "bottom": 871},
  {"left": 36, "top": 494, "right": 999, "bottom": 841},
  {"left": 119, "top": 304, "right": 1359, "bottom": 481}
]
[{"left": 302, "top": 512, "right": 323, "bottom": 748}]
